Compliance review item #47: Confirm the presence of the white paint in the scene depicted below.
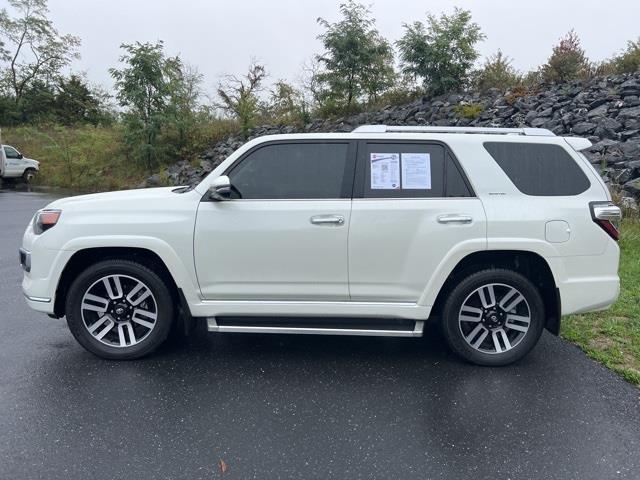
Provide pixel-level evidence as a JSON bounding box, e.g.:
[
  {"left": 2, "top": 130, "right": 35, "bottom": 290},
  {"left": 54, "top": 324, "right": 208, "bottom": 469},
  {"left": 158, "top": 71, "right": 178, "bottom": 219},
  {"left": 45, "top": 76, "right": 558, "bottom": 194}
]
[{"left": 22, "top": 129, "right": 620, "bottom": 323}]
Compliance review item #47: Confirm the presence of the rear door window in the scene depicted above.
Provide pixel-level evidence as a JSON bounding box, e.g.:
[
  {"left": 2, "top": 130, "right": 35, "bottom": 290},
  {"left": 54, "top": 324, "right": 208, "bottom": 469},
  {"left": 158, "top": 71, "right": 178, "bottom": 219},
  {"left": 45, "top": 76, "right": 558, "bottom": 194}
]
[
  {"left": 357, "top": 142, "right": 472, "bottom": 198},
  {"left": 484, "top": 142, "right": 590, "bottom": 196}
]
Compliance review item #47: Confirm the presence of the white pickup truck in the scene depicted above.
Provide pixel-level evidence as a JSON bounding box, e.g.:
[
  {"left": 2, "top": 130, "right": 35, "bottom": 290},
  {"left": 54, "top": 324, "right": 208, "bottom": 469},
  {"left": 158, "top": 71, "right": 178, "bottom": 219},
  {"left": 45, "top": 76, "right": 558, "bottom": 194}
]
[{"left": 0, "top": 144, "right": 40, "bottom": 182}]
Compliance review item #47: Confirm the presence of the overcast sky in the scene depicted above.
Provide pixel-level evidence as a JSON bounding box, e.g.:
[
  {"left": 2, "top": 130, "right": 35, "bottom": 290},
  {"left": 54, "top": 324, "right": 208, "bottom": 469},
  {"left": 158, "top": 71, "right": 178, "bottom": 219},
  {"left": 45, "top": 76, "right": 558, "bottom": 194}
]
[{"left": 40, "top": 0, "right": 640, "bottom": 95}]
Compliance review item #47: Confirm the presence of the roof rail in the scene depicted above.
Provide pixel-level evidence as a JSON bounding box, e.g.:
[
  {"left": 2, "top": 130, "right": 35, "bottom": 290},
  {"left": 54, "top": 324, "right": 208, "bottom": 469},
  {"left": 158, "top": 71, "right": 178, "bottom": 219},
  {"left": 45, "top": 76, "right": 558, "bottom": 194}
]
[{"left": 351, "top": 125, "right": 555, "bottom": 136}]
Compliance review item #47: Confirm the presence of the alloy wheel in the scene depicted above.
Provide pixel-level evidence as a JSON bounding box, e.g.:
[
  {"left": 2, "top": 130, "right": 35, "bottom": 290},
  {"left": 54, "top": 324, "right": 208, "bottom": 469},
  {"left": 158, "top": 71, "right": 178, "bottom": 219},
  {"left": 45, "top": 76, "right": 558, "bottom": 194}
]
[
  {"left": 458, "top": 282, "right": 531, "bottom": 354},
  {"left": 80, "top": 274, "right": 158, "bottom": 348}
]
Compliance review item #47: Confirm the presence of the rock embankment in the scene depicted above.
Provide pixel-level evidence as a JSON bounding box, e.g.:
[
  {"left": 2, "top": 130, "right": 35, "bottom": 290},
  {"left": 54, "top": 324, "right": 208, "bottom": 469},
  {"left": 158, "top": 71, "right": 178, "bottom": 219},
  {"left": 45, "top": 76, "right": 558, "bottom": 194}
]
[{"left": 152, "top": 73, "right": 640, "bottom": 208}]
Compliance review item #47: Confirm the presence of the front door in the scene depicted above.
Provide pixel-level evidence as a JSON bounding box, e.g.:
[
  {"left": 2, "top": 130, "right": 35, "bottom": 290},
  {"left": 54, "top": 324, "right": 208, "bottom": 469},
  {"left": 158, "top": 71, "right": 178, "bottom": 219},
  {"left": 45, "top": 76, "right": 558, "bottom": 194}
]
[
  {"left": 2, "top": 145, "right": 21, "bottom": 177},
  {"left": 194, "top": 141, "right": 355, "bottom": 301}
]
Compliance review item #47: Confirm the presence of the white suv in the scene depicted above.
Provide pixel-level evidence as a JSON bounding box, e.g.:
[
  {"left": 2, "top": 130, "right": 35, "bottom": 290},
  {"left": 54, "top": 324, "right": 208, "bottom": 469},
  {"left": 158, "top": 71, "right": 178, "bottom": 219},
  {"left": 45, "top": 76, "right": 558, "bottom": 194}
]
[{"left": 20, "top": 126, "right": 621, "bottom": 365}]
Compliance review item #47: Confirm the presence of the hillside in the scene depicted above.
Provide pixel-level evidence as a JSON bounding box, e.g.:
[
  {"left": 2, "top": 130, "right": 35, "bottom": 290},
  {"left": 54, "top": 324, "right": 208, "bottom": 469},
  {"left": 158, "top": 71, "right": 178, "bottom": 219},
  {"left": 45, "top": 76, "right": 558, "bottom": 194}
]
[{"left": 154, "top": 72, "right": 640, "bottom": 209}]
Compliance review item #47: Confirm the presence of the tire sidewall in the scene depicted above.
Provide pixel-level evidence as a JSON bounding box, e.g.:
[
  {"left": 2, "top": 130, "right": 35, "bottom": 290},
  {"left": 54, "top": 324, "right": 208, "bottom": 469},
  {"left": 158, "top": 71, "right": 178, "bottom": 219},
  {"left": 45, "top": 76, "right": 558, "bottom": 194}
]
[
  {"left": 442, "top": 269, "right": 545, "bottom": 366},
  {"left": 65, "top": 260, "right": 174, "bottom": 360}
]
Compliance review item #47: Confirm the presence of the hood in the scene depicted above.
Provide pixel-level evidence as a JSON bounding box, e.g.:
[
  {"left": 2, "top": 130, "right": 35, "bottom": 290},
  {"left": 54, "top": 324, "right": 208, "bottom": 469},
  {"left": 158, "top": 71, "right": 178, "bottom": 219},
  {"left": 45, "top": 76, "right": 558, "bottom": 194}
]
[
  {"left": 46, "top": 186, "right": 187, "bottom": 210},
  {"left": 24, "top": 157, "right": 40, "bottom": 167}
]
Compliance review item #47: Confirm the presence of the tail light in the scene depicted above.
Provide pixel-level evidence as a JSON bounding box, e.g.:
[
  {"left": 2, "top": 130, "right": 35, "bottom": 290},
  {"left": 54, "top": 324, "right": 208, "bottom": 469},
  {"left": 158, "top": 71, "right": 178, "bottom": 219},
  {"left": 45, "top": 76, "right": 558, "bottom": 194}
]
[{"left": 590, "top": 202, "right": 622, "bottom": 241}]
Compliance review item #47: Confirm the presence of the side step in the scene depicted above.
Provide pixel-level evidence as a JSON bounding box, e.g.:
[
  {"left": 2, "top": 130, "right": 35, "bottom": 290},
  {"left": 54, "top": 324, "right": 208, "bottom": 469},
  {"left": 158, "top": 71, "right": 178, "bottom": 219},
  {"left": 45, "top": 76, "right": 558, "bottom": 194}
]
[{"left": 206, "top": 316, "right": 424, "bottom": 337}]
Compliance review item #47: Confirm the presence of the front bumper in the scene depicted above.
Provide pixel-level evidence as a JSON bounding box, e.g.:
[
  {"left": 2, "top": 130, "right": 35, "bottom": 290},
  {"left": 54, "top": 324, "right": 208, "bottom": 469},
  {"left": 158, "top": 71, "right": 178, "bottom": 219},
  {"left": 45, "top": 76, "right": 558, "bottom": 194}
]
[
  {"left": 19, "top": 247, "right": 31, "bottom": 272},
  {"left": 21, "top": 246, "right": 74, "bottom": 316}
]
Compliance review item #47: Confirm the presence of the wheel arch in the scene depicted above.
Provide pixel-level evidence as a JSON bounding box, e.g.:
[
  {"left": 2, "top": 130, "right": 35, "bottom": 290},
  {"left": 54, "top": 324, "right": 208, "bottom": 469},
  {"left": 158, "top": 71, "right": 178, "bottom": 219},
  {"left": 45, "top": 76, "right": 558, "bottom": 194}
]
[
  {"left": 430, "top": 250, "right": 561, "bottom": 335},
  {"left": 53, "top": 247, "right": 188, "bottom": 321}
]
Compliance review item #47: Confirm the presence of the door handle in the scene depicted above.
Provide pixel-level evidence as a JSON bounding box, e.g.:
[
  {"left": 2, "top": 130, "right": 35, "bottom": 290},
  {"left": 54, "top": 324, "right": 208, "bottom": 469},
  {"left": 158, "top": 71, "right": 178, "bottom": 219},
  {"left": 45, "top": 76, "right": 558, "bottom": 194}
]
[
  {"left": 310, "top": 215, "right": 345, "bottom": 226},
  {"left": 437, "top": 214, "right": 473, "bottom": 224}
]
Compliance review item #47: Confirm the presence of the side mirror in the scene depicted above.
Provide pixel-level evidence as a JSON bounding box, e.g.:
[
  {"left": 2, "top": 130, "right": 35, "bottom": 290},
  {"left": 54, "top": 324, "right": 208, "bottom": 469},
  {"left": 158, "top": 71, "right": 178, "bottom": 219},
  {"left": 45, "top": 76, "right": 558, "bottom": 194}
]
[
  {"left": 17, "top": 153, "right": 23, "bottom": 159},
  {"left": 208, "top": 175, "right": 232, "bottom": 201}
]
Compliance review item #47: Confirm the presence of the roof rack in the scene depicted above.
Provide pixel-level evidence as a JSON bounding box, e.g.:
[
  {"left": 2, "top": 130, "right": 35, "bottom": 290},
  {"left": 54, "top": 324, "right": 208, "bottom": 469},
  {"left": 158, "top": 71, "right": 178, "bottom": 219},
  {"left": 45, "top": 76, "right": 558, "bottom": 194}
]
[{"left": 351, "top": 125, "right": 555, "bottom": 136}]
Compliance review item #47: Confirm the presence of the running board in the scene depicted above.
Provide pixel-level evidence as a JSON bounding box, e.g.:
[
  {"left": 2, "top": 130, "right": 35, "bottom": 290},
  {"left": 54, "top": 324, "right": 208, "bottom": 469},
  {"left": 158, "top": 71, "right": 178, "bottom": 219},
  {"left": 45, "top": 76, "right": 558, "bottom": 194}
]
[{"left": 206, "top": 317, "right": 425, "bottom": 337}]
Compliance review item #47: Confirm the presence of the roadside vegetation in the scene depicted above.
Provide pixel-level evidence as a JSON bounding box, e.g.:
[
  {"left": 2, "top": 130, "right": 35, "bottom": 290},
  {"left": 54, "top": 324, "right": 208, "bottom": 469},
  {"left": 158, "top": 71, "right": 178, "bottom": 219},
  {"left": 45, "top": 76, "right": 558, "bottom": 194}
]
[
  {"left": 2, "top": 0, "right": 640, "bottom": 189},
  {"left": 562, "top": 216, "right": 640, "bottom": 386}
]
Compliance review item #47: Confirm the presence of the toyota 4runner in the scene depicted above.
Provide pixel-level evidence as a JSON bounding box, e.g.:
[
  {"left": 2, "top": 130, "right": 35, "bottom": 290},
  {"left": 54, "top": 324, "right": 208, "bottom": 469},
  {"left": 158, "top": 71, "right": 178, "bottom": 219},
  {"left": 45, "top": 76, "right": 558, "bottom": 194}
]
[{"left": 20, "top": 125, "right": 621, "bottom": 365}]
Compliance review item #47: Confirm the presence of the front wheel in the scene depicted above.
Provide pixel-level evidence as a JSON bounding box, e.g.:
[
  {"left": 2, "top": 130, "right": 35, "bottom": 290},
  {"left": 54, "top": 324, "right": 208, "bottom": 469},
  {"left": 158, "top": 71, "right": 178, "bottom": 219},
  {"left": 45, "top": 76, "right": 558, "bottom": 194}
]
[
  {"left": 22, "top": 168, "right": 37, "bottom": 183},
  {"left": 65, "top": 259, "right": 174, "bottom": 360},
  {"left": 441, "top": 269, "right": 545, "bottom": 366}
]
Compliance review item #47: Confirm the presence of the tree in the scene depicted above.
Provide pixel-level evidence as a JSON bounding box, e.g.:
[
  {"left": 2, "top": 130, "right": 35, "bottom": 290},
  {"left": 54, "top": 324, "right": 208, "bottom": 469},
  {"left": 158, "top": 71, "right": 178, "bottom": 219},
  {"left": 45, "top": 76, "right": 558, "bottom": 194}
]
[
  {"left": 0, "top": 0, "right": 80, "bottom": 103},
  {"left": 167, "top": 63, "right": 205, "bottom": 151},
  {"left": 541, "top": 30, "right": 589, "bottom": 83},
  {"left": 16, "top": 78, "right": 55, "bottom": 122},
  {"left": 216, "top": 62, "right": 267, "bottom": 136},
  {"left": 268, "top": 80, "right": 309, "bottom": 125},
  {"left": 475, "top": 50, "right": 521, "bottom": 92},
  {"left": 110, "top": 41, "right": 182, "bottom": 170},
  {"left": 614, "top": 38, "right": 640, "bottom": 73},
  {"left": 315, "top": 1, "right": 394, "bottom": 112},
  {"left": 397, "top": 8, "right": 484, "bottom": 96},
  {"left": 54, "top": 74, "right": 111, "bottom": 126}
]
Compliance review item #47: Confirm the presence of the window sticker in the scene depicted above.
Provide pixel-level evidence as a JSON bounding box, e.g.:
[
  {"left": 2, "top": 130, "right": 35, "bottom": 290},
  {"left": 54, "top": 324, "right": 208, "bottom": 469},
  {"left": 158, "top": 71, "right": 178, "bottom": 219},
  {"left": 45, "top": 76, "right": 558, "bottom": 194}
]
[
  {"left": 401, "top": 153, "right": 431, "bottom": 189},
  {"left": 370, "top": 153, "right": 400, "bottom": 189}
]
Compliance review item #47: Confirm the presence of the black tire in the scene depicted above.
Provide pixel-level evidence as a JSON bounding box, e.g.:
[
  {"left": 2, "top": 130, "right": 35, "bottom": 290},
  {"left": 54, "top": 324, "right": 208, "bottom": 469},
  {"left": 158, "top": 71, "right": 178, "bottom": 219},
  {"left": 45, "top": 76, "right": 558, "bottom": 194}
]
[
  {"left": 65, "top": 259, "right": 174, "bottom": 360},
  {"left": 441, "top": 268, "right": 545, "bottom": 366},
  {"left": 22, "top": 168, "right": 37, "bottom": 183}
]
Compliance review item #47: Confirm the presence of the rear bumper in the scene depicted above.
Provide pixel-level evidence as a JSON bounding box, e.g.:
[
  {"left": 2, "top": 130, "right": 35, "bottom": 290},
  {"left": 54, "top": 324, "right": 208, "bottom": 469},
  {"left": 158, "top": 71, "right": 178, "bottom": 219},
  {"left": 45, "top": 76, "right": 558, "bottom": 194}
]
[
  {"left": 554, "top": 239, "right": 620, "bottom": 316},
  {"left": 559, "top": 276, "right": 620, "bottom": 315}
]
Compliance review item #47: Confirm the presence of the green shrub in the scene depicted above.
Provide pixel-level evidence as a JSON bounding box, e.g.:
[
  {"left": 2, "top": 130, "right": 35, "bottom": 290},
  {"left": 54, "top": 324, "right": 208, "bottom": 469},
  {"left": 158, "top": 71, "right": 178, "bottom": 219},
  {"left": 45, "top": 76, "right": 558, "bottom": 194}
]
[
  {"left": 454, "top": 103, "right": 484, "bottom": 119},
  {"left": 474, "top": 51, "right": 521, "bottom": 92}
]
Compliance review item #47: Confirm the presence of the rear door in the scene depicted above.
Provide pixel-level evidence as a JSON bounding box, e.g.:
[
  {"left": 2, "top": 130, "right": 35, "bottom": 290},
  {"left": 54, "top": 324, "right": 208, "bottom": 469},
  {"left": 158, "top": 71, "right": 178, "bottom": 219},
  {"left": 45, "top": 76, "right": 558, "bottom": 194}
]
[
  {"left": 348, "top": 140, "right": 486, "bottom": 303},
  {"left": 194, "top": 140, "right": 356, "bottom": 301}
]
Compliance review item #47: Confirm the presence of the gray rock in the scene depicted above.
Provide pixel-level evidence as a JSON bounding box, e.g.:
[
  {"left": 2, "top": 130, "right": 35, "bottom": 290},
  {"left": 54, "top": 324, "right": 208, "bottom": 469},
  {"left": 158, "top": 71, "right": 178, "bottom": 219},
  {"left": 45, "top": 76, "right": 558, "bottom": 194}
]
[
  {"left": 537, "top": 107, "right": 553, "bottom": 117},
  {"left": 620, "top": 138, "right": 640, "bottom": 157},
  {"left": 623, "top": 178, "right": 640, "bottom": 197},
  {"left": 618, "top": 105, "right": 640, "bottom": 120},
  {"left": 589, "top": 139, "right": 620, "bottom": 153},
  {"left": 620, "top": 130, "right": 639, "bottom": 141},
  {"left": 146, "top": 174, "right": 161, "bottom": 187},
  {"left": 572, "top": 122, "right": 597, "bottom": 135},
  {"left": 594, "top": 117, "right": 623, "bottom": 139},
  {"left": 588, "top": 98, "right": 608, "bottom": 110},
  {"left": 586, "top": 104, "right": 609, "bottom": 118},
  {"left": 623, "top": 96, "right": 640, "bottom": 107}
]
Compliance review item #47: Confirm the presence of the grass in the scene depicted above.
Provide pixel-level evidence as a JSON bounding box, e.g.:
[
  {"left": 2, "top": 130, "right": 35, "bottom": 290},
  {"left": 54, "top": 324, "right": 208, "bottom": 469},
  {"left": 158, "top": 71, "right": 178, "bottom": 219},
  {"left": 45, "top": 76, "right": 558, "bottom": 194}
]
[
  {"left": 3, "top": 124, "right": 148, "bottom": 191},
  {"left": 561, "top": 219, "right": 640, "bottom": 386},
  {"left": 3, "top": 119, "right": 239, "bottom": 192}
]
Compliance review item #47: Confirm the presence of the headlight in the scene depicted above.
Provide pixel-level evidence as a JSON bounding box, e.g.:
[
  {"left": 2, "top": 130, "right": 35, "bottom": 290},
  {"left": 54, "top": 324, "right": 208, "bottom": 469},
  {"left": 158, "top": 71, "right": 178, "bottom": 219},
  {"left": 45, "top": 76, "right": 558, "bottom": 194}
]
[{"left": 33, "top": 209, "right": 61, "bottom": 234}]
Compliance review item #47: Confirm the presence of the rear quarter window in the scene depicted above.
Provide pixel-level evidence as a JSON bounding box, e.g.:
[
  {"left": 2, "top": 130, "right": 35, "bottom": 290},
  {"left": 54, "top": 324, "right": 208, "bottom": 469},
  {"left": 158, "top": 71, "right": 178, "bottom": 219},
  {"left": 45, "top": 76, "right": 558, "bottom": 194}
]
[{"left": 484, "top": 142, "right": 590, "bottom": 196}]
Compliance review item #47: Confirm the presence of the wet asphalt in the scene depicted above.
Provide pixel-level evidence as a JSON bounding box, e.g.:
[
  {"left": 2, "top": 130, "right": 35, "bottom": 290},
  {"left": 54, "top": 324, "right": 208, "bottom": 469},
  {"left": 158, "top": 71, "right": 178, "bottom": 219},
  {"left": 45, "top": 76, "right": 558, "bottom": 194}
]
[{"left": 1, "top": 186, "right": 639, "bottom": 480}]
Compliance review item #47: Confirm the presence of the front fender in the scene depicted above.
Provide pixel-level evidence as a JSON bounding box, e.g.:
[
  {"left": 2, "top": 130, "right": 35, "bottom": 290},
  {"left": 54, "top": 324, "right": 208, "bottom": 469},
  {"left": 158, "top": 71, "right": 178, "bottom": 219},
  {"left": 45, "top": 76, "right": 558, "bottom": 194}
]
[{"left": 59, "top": 236, "right": 202, "bottom": 305}]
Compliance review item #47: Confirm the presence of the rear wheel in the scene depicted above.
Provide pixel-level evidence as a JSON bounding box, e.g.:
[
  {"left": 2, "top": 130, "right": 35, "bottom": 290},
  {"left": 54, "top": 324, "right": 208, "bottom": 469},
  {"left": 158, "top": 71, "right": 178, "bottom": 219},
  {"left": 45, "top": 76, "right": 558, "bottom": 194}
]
[
  {"left": 65, "top": 259, "right": 174, "bottom": 360},
  {"left": 441, "top": 268, "right": 545, "bottom": 366}
]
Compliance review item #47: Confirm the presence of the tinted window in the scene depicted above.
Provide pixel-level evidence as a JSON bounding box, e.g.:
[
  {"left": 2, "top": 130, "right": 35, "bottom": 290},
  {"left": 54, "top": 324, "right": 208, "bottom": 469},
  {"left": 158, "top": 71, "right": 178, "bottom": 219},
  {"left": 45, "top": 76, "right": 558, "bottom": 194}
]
[
  {"left": 445, "top": 152, "right": 473, "bottom": 197},
  {"left": 3, "top": 146, "right": 19, "bottom": 158},
  {"left": 361, "top": 143, "right": 472, "bottom": 198},
  {"left": 228, "top": 142, "right": 350, "bottom": 199},
  {"left": 484, "top": 142, "right": 590, "bottom": 196}
]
